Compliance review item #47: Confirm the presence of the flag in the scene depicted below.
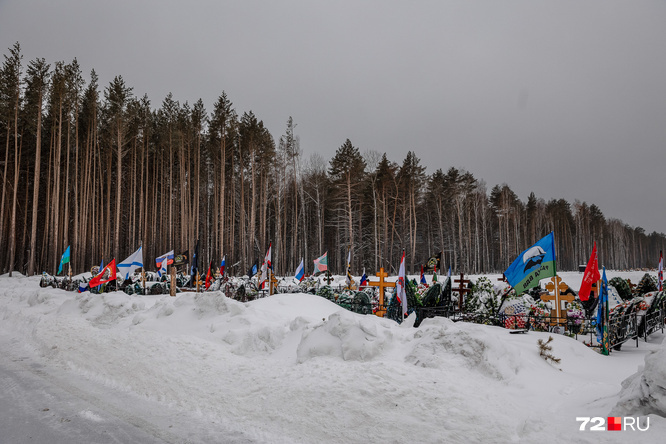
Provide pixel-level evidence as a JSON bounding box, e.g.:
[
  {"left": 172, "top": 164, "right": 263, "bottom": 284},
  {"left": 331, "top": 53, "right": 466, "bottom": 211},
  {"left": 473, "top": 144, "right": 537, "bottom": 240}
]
[
  {"left": 360, "top": 268, "right": 368, "bottom": 288},
  {"left": 396, "top": 251, "right": 408, "bottom": 316},
  {"left": 89, "top": 259, "right": 117, "bottom": 288},
  {"left": 578, "top": 242, "right": 600, "bottom": 301},
  {"left": 597, "top": 267, "right": 610, "bottom": 355},
  {"left": 117, "top": 246, "right": 143, "bottom": 280},
  {"left": 420, "top": 265, "right": 426, "bottom": 285},
  {"left": 205, "top": 261, "right": 213, "bottom": 289},
  {"left": 313, "top": 252, "right": 328, "bottom": 273},
  {"left": 219, "top": 255, "right": 226, "bottom": 277},
  {"left": 504, "top": 232, "right": 556, "bottom": 294},
  {"left": 659, "top": 250, "right": 663, "bottom": 292},
  {"left": 58, "top": 246, "right": 71, "bottom": 275},
  {"left": 345, "top": 249, "right": 353, "bottom": 288},
  {"left": 190, "top": 240, "right": 199, "bottom": 287},
  {"left": 425, "top": 252, "right": 441, "bottom": 273},
  {"left": 173, "top": 251, "right": 189, "bottom": 266},
  {"left": 295, "top": 258, "right": 305, "bottom": 282},
  {"left": 78, "top": 283, "right": 88, "bottom": 293},
  {"left": 259, "top": 244, "right": 272, "bottom": 288},
  {"left": 249, "top": 260, "right": 258, "bottom": 278},
  {"left": 156, "top": 250, "right": 174, "bottom": 277},
  {"left": 447, "top": 266, "right": 451, "bottom": 278},
  {"left": 265, "top": 243, "right": 273, "bottom": 271}
]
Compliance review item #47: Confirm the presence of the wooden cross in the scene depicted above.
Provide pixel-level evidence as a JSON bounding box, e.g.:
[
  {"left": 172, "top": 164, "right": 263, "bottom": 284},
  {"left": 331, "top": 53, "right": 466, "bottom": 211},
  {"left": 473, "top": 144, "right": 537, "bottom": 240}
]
[
  {"left": 454, "top": 273, "right": 471, "bottom": 312},
  {"left": 269, "top": 272, "right": 279, "bottom": 295},
  {"left": 368, "top": 267, "right": 396, "bottom": 317},
  {"left": 542, "top": 275, "right": 576, "bottom": 325},
  {"left": 195, "top": 271, "right": 203, "bottom": 293},
  {"left": 141, "top": 269, "right": 147, "bottom": 295},
  {"left": 169, "top": 266, "right": 177, "bottom": 297}
]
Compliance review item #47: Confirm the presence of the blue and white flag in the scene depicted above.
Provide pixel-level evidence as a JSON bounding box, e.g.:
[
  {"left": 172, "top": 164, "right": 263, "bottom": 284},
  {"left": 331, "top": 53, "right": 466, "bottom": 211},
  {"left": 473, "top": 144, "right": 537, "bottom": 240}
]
[
  {"left": 294, "top": 258, "right": 305, "bottom": 282},
  {"left": 156, "top": 250, "right": 174, "bottom": 277},
  {"left": 504, "top": 232, "right": 556, "bottom": 294},
  {"left": 117, "top": 246, "right": 143, "bottom": 280}
]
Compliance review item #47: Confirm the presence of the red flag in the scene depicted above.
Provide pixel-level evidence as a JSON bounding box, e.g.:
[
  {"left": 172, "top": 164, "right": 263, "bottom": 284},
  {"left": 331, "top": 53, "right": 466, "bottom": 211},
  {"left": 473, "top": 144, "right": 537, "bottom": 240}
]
[
  {"left": 89, "top": 259, "right": 117, "bottom": 288},
  {"left": 205, "top": 261, "right": 213, "bottom": 289},
  {"left": 579, "top": 243, "right": 600, "bottom": 301}
]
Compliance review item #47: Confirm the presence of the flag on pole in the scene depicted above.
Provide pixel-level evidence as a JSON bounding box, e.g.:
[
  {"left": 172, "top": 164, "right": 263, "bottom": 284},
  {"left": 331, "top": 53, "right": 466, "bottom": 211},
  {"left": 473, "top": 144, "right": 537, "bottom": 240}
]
[
  {"left": 504, "top": 232, "right": 556, "bottom": 294},
  {"left": 205, "top": 261, "right": 213, "bottom": 289},
  {"left": 579, "top": 242, "right": 600, "bottom": 301},
  {"left": 219, "top": 255, "right": 226, "bottom": 277},
  {"left": 345, "top": 249, "right": 353, "bottom": 288},
  {"left": 265, "top": 243, "right": 272, "bottom": 271},
  {"left": 190, "top": 240, "right": 199, "bottom": 286},
  {"left": 249, "top": 260, "right": 258, "bottom": 278},
  {"left": 173, "top": 251, "right": 189, "bottom": 266},
  {"left": 58, "top": 246, "right": 71, "bottom": 275},
  {"left": 295, "top": 258, "right": 305, "bottom": 282},
  {"left": 259, "top": 244, "right": 272, "bottom": 289},
  {"left": 117, "top": 246, "right": 143, "bottom": 280},
  {"left": 313, "top": 252, "right": 328, "bottom": 273},
  {"left": 156, "top": 250, "right": 174, "bottom": 277},
  {"left": 89, "top": 259, "right": 117, "bottom": 288},
  {"left": 447, "top": 266, "right": 451, "bottom": 278},
  {"left": 420, "top": 265, "right": 426, "bottom": 285},
  {"left": 396, "top": 251, "right": 408, "bottom": 316},
  {"left": 598, "top": 267, "right": 610, "bottom": 356},
  {"left": 659, "top": 250, "right": 663, "bottom": 292},
  {"left": 360, "top": 268, "right": 368, "bottom": 288}
]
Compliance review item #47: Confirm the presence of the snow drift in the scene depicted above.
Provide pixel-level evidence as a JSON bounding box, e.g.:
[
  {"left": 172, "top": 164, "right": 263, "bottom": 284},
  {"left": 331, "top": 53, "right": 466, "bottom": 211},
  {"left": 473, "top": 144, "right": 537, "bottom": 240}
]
[{"left": 1, "top": 274, "right": 665, "bottom": 443}]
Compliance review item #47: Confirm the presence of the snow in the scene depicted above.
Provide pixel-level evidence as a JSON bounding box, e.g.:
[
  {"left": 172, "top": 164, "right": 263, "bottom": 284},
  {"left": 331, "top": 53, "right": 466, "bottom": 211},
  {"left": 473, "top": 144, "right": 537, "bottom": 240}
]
[{"left": 1, "top": 271, "right": 665, "bottom": 443}]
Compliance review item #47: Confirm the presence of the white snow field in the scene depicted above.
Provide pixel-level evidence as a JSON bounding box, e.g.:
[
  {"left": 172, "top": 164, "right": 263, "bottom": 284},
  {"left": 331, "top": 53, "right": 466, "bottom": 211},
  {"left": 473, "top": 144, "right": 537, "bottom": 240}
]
[{"left": 1, "top": 271, "right": 664, "bottom": 443}]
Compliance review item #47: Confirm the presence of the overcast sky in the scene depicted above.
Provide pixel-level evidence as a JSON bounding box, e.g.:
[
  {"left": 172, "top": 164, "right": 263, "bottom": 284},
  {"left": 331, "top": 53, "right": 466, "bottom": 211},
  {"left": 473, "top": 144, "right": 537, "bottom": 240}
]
[{"left": 2, "top": 0, "right": 665, "bottom": 234}]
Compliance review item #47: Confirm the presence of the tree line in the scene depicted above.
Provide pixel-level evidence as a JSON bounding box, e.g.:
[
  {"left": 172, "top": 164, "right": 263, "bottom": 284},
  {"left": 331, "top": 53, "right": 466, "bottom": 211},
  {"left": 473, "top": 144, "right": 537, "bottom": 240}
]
[{"left": 1, "top": 43, "right": 665, "bottom": 277}]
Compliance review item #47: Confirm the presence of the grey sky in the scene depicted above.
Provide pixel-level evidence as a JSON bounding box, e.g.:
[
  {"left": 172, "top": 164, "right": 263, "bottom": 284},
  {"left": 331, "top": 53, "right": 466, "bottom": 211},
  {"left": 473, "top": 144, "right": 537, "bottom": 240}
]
[{"left": 2, "top": 0, "right": 665, "bottom": 233}]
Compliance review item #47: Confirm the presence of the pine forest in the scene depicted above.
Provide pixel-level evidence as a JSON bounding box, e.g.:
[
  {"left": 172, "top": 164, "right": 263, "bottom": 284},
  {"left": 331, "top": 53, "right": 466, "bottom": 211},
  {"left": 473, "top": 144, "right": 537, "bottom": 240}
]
[{"left": 1, "top": 43, "right": 665, "bottom": 277}]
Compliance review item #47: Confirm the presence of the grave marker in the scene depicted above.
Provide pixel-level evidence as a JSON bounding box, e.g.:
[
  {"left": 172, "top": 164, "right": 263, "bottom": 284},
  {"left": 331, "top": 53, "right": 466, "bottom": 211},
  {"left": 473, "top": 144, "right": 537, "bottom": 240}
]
[{"left": 368, "top": 267, "right": 396, "bottom": 317}]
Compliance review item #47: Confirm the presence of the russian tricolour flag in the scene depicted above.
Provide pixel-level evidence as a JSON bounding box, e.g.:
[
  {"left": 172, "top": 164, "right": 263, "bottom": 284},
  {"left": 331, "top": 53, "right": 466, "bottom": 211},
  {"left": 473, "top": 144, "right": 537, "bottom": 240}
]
[
  {"left": 295, "top": 258, "right": 305, "bottom": 282},
  {"left": 156, "top": 250, "right": 174, "bottom": 277}
]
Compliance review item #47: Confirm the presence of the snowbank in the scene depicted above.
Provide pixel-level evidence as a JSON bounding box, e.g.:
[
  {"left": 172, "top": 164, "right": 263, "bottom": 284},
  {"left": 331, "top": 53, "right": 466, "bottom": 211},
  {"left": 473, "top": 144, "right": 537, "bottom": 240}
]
[
  {"left": 613, "top": 344, "right": 666, "bottom": 418},
  {"left": 1, "top": 274, "right": 665, "bottom": 443}
]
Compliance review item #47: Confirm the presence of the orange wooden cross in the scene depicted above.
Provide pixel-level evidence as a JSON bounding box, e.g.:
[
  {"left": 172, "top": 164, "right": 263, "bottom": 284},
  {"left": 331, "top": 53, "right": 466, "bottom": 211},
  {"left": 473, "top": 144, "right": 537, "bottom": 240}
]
[
  {"left": 269, "top": 272, "right": 279, "bottom": 295},
  {"left": 542, "top": 275, "right": 576, "bottom": 325},
  {"left": 368, "top": 267, "right": 396, "bottom": 317}
]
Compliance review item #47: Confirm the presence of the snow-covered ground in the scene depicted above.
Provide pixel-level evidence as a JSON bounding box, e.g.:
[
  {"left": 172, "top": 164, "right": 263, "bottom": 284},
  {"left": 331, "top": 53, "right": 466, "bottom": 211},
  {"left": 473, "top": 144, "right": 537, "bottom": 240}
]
[{"left": 1, "top": 271, "right": 664, "bottom": 443}]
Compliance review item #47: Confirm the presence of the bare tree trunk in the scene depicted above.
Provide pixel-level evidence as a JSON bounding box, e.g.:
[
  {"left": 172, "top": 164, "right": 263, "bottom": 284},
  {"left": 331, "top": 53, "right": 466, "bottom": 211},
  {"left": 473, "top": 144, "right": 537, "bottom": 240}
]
[{"left": 28, "top": 87, "right": 44, "bottom": 276}]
